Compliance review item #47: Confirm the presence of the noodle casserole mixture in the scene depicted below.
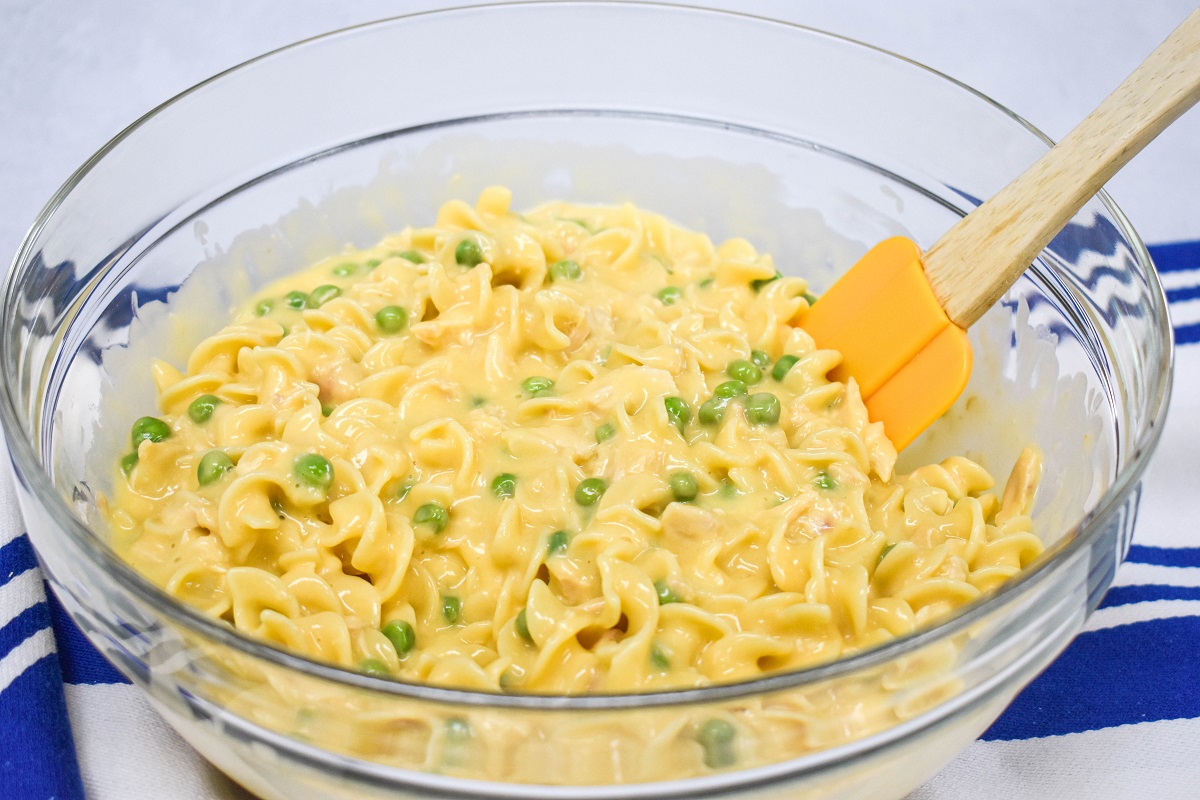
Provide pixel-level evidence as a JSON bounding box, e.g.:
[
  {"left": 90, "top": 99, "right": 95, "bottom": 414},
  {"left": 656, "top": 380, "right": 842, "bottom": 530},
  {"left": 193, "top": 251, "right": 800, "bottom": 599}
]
[{"left": 107, "top": 187, "right": 1044, "bottom": 697}]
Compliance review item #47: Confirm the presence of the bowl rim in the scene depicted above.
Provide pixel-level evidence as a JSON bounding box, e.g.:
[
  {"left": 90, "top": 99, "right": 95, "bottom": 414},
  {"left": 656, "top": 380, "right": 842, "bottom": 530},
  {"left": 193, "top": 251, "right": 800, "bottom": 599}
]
[{"left": 0, "top": 0, "right": 1175, "bottom": 713}]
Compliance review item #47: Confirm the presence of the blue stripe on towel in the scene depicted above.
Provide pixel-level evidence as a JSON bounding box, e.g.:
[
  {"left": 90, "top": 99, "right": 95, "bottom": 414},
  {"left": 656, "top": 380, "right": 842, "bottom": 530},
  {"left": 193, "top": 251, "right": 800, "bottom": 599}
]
[
  {"left": 0, "top": 603, "right": 48, "bottom": 659},
  {"left": 1100, "top": 584, "right": 1200, "bottom": 608},
  {"left": 0, "top": 654, "right": 85, "bottom": 800},
  {"left": 0, "top": 535, "right": 39, "bottom": 586},
  {"left": 1167, "top": 284, "right": 1200, "bottom": 303},
  {"left": 1147, "top": 241, "right": 1200, "bottom": 273},
  {"left": 1126, "top": 544, "right": 1200, "bottom": 569},
  {"left": 1146, "top": 242, "right": 1199, "bottom": 345},
  {"left": 1175, "top": 322, "right": 1200, "bottom": 346},
  {"left": 983, "top": 615, "right": 1200, "bottom": 740},
  {"left": 47, "top": 590, "right": 130, "bottom": 686}
]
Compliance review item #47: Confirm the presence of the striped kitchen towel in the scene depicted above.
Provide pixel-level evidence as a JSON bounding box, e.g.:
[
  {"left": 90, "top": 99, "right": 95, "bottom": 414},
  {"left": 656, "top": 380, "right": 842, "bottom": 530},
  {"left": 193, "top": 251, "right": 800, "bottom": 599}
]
[
  {"left": 2, "top": 240, "right": 1199, "bottom": 800},
  {"left": 0, "top": 529, "right": 83, "bottom": 800}
]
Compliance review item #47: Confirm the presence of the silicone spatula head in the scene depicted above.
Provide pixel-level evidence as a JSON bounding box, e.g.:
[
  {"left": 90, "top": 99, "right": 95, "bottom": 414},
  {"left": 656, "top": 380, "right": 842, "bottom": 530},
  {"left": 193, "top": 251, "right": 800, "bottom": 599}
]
[
  {"left": 802, "top": 9, "right": 1200, "bottom": 450},
  {"left": 802, "top": 237, "right": 971, "bottom": 451}
]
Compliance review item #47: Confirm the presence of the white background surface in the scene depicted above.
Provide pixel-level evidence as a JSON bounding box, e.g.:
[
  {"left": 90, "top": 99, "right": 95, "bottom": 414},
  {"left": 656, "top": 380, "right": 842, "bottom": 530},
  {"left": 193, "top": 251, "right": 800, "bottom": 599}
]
[
  {"left": 2, "top": 2, "right": 1198, "bottom": 799},
  {"left": 1, "top": 0, "right": 1197, "bottom": 264}
]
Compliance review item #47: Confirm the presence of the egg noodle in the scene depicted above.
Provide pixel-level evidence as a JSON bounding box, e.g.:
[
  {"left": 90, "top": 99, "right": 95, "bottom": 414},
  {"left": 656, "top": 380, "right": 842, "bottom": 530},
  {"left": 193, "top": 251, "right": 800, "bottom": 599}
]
[{"left": 107, "top": 187, "right": 1043, "bottom": 706}]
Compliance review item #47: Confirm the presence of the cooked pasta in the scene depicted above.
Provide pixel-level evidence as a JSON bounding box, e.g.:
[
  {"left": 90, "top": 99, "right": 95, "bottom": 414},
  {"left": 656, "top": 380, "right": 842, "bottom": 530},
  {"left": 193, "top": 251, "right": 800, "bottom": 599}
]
[{"left": 106, "top": 186, "right": 1043, "bottom": 697}]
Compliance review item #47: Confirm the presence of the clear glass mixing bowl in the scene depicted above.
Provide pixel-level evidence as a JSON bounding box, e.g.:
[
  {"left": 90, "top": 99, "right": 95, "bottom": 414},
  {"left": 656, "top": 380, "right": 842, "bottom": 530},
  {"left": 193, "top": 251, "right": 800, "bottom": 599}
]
[{"left": 0, "top": 3, "right": 1172, "bottom": 798}]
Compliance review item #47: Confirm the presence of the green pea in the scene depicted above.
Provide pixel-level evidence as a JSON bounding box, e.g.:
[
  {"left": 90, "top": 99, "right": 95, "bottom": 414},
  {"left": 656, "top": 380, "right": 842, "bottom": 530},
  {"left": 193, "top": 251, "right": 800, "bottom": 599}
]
[
  {"left": 698, "top": 276, "right": 715, "bottom": 288},
  {"left": 187, "top": 395, "right": 220, "bottom": 424},
  {"left": 455, "top": 237, "right": 484, "bottom": 266},
  {"left": 697, "top": 719, "right": 737, "bottom": 769},
  {"left": 657, "top": 286, "right": 683, "bottom": 306},
  {"left": 491, "top": 473, "right": 517, "bottom": 499},
  {"left": 307, "top": 284, "right": 341, "bottom": 308},
  {"left": 359, "top": 658, "right": 390, "bottom": 676},
  {"left": 469, "top": 395, "right": 487, "bottom": 408},
  {"left": 655, "top": 579, "right": 682, "bottom": 605},
  {"left": 441, "top": 717, "right": 472, "bottom": 765},
  {"left": 669, "top": 472, "right": 699, "bottom": 502},
  {"left": 595, "top": 422, "right": 617, "bottom": 443},
  {"left": 197, "top": 451, "right": 234, "bottom": 486},
  {"left": 394, "top": 478, "right": 415, "bottom": 501},
  {"left": 548, "top": 530, "right": 570, "bottom": 554},
  {"left": 713, "top": 380, "right": 747, "bottom": 400},
  {"left": 285, "top": 290, "right": 308, "bottom": 309},
  {"left": 375, "top": 305, "right": 408, "bottom": 334},
  {"left": 446, "top": 717, "right": 471, "bottom": 742},
  {"left": 750, "top": 350, "right": 771, "bottom": 368},
  {"left": 294, "top": 453, "right": 334, "bottom": 490},
  {"left": 515, "top": 608, "right": 533, "bottom": 643},
  {"left": 746, "top": 393, "right": 781, "bottom": 425},
  {"left": 772, "top": 354, "right": 800, "bottom": 382},
  {"left": 549, "top": 259, "right": 582, "bottom": 281},
  {"left": 321, "top": 403, "right": 335, "bottom": 417},
  {"left": 254, "top": 299, "right": 274, "bottom": 317},
  {"left": 726, "top": 360, "right": 762, "bottom": 385},
  {"left": 719, "top": 477, "right": 739, "bottom": 497},
  {"left": 877, "top": 542, "right": 897, "bottom": 566},
  {"left": 575, "top": 477, "right": 607, "bottom": 507},
  {"left": 442, "top": 595, "right": 462, "bottom": 624},
  {"left": 664, "top": 396, "right": 691, "bottom": 434},
  {"left": 521, "top": 376, "right": 554, "bottom": 397},
  {"left": 803, "top": 291, "right": 819, "bottom": 306},
  {"left": 366, "top": 258, "right": 382, "bottom": 269},
  {"left": 750, "top": 271, "right": 782, "bottom": 292},
  {"left": 382, "top": 619, "right": 416, "bottom": 656},
  {"left": 814, "top": 470, "right": 837, "bottom": 491},
  {"left": 131, "top": 416, "right": 171, "bottom": 448},
  {"left": 413, "top": 502, "right": 449, "bottom": 533},
  {"left": 332, "top": 263, "right": 357, "bottom": 277},
  {"left": 698, "top": 397, "right": 726, "bottom": 426},
  {"left": 397, "top": 249, "right": 426, "bottom": 264},
  {"left": 650, "top": 643, "right": 670, "bottom": 671},
  {"left": 120, "top": 452, "right": 138, "bottom": 477}
]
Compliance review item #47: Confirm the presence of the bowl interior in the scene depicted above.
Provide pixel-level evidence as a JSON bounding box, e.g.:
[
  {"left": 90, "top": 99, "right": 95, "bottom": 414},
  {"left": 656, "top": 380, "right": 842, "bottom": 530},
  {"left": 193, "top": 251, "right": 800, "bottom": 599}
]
[{"left": 61, "top": 112, "right": 1112, "bottom": 549}]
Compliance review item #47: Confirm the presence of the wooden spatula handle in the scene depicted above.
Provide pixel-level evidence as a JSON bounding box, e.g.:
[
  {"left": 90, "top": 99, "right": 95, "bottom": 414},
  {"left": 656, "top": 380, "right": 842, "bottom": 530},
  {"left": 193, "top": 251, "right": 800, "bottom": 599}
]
[{"left": 924, "top": 8, "right": 1200, "bottom": 329}]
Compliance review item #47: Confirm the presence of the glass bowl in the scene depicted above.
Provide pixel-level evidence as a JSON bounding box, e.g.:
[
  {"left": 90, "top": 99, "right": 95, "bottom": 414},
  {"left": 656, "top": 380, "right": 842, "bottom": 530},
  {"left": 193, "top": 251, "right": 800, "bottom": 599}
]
[{"left": 0, "top": 3, "right": 1172, "bottom": 798}]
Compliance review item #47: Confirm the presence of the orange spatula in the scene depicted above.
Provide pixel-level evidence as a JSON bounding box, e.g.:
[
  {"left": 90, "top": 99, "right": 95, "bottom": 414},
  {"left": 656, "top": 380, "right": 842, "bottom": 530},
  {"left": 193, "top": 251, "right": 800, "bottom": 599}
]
[{"left": 803, "top": 8, "right": 1200, "bottom": 450}]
